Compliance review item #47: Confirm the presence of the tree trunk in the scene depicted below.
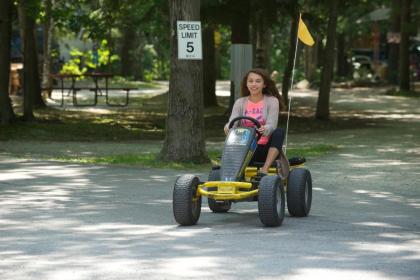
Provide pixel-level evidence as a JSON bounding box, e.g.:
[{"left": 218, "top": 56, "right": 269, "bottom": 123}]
[
  {"left": 230, "top": 0, "right": 250, "bottom": 44},
  {"left": 281, "top": 11, "right": 299, "bottom": 106},
  {"left": 161, "top": 0, "right": 208, "bottom": 163},
  {"left": 214, "top": 29, "right": 222, "bottom": 79},
  {"left": 203, "top": 23, "right": 217, "bottom": 107},
  {"left": 120, "top": 24, "right": 137, "bottom": 77},
  {"left": 316, "top": 34, "right": 324, "bottom": 69},
  {"left": 42, "top": 0, "right": 54, "bottom": 98},
  {"left": 387, "top": 0, "right": 400, "bottom": 84},
  {"left": 229, "top": 0, "right": 250, "bottom": 112},
  {"left": 254, "top": 11, "right": 272, "bottom": 71},
  {"left": 336, "top": 33, "right": 350, "bottom": 78},
  {"left": 0, "top": 0, "right": 16, "bottom": 124},
  {"left": 19, "top": 1, "right": 45, "bottom": 121},
  {"left": 398, "top": 0, "right": 411, "bottom": 91},
  {"left": 316, "top": 0, "right": 339, "bottom": 120}
]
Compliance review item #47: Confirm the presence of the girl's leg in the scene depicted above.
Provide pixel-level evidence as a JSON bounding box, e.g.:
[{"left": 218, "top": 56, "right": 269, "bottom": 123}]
[
  {"left": 260, "top": 147, "right": 280, "bottom": 173},
  {"left": 260, "top": 128, "right": 285, "bottom": 174},
  {"left": 250, "top": 144, "right": 269, "bottom": 165}
]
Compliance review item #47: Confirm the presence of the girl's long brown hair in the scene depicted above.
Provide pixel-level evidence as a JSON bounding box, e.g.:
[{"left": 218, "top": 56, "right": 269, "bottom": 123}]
[{"left": 240, "top": 68, "right": 286, "bottom": 111}]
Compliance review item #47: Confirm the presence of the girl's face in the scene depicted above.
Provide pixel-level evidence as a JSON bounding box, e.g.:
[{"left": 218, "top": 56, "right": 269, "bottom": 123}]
[{"left": 246, "top": 72, "right": 265, "bottom": 96}]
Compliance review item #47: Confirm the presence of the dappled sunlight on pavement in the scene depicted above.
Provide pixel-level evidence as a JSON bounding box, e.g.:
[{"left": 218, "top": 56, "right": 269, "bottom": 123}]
[
  {"left": 348, "top": 240, "right": 420, "bottom": 258},
  {"left": 2, "top": 86, "right": 420, "bottom": 279},
  {"left": 282, "top": 269, "right": 391, "bottom": 280},
  {"left": 1, "top": 151, "right": 420, "bottom": 279}
]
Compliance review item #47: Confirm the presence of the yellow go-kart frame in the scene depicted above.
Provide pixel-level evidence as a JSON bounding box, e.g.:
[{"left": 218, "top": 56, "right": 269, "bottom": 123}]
[
  {"left": 198, "top": 162, "right": 302, "bottom": 201},
  {"left": 173, "top": 116, "right": 312, "bottom": 227},
  {"left": 173, "top": 154, "right": 311, "bottom": 228}
]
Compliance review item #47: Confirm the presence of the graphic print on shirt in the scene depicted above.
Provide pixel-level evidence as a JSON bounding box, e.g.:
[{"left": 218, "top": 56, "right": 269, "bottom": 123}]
[{"left": 243, "top": 100, "right": 269, "bottom": 145}]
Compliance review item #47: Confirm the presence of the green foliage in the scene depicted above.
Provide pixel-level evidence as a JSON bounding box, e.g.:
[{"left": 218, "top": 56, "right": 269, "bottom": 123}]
[
  {"left": 60, "top": 39, "right": 119, "bottom": 75},
  {"left": 215, "top": 25, "right": 231, "bottom": 79},
  {"left": 37, "top": 0, "right": 170, "bottom": 81},
  {"left": 270, "top": 16, "right": 293, "bottom": 78},
  {"left": 293, "top": 68, "right": 306, "bottom": 84},
  {"left": 308, "top": 68, "right": 322, "bottom": 88},
  {"left": 287, "top": 144, "right": 337, "bottom": 158},
  {"left": 142, "top": 44, "right": 169, "bottom": 81},
  {"left": 60, "top": 49, "right": 85, "bottom": 75},
  {"left": 52, "top": 153, "right": 212, "bottom": 170}
]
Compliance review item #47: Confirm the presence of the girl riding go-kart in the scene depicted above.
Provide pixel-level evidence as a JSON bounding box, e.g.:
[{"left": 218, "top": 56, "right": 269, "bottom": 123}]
[
  {"left": 224, "top": 68, "right": 286, "bottom": 178},
  {"left": 172, "top": 68, "right": 312, "bottom": 227}
]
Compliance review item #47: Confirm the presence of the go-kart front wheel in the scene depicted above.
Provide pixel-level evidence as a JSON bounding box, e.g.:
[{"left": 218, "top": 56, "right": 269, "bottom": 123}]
[
  {"left": 287, "top": 168, "right": 312, "bottom": 217},
  {"left": 258, "top": 175, "right": 285, "bottom": 227},
  {"left": 207, "top": 169, "right": 232, "bottom": 213},
  {"left": 173, "top": 175, "right": 202, "bottom": 226}
]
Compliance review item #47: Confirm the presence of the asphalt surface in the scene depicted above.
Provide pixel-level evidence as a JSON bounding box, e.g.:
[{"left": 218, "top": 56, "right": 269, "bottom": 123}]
[{"left": 1, "top": 88, "right": 420, "bottom": 279}]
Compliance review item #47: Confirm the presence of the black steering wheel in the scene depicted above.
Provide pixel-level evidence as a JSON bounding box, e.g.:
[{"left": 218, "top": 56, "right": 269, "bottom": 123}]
[
  {"left": 228, "top": 116, "right": 262, "bottom": 140},
  {"left": 228, "top": 116, "right": 261, "bottom": 129}
]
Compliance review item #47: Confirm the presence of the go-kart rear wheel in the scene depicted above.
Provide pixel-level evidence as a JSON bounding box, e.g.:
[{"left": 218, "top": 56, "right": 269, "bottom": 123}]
[
  {"left": 173, "top": 175, "right": 202, "bottom": 226},
  {"left": 258, "top": 175, "right": 285, "bottom": 227},
  {"left": 287, "top": 168, "right": 312, "bottom": 217},
  {"left": 207, "top": 169, "right": 232, "bottom": 213}
]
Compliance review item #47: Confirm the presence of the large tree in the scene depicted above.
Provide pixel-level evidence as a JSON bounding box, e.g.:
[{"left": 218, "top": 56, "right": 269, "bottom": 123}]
[
  {"left": 281, "top": 10, "right": 299, "bottom": 107},
  {"left": 316, "top": 0, "right": 339, "bottom": 120},
  {"left": 387, "top": 0, "right": 400, "bottom": 84},
  {"left": 252, "top": 0, "right": 277, "bottom": 71},
  {"left": 398, "top": 0, "right": 411, "bottom": 91},
  {"left": 202, "top": 23, "right": 218, "bottom": 107},
  {"left": 19, "top": 0, "right": 45, "bottom": 121},
  {"left": 0, "top": 0, "right": 16, "bottom": 124},
  {"left": 41, "top": 0, "right": 55, "bottom": 97},
  {"left": 228, "top": 0, "right": 250, "bottom": 111},
  {"left": 117, "top": 0, "right": 167, "bottom": 79},
  {"left": 161, "top": 0, "right": 207, "bottom": 163}
]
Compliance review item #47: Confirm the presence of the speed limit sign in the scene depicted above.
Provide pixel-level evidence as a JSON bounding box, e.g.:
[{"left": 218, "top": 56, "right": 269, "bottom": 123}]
[{"left": 177, "top": 21, "right": 202, "bottom": 60}]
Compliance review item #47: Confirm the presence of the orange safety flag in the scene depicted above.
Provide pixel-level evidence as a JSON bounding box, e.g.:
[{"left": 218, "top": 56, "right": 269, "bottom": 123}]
[{"left": 297, "top": 14, "right": 314, "bottom": 46}]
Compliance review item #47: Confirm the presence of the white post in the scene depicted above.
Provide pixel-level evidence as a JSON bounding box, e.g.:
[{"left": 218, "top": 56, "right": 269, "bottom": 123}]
[{"left": 283, "top": 17, "right": 300, "bottom": 156}]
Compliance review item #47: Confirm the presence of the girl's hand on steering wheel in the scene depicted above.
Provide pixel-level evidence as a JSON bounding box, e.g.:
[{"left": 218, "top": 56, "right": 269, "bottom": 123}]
[
  {"left": 257, "top": 125, "right": 265, "bottom": 134},
  {"left": 224, "top": 126, "right": 229, "bottom": 135}
]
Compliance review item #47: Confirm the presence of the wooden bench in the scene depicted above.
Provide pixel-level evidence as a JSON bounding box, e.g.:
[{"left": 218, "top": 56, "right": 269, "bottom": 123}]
[
  {"left": 43, "top": 87, "right": 136, "bottom": 107},
  {"left": 42, "top": 86, "right": 83, "bottom": 106},
  {"left": 89, "top": 87, "right": 135, "bottom": 107}
]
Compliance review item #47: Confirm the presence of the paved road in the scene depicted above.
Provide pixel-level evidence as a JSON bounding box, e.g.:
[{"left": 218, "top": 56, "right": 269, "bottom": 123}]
[{"left": 1, "top": 89, "right": 420, "bottom": 279}]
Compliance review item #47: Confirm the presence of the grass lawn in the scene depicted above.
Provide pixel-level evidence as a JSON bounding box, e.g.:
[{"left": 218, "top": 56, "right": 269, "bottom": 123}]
[
  {"left": 1, "top": 85, "right": 375, "bottom": 169},
  {"left": 41, "top": 144, "right": 337, "bottom": 171},
  {"left": 385, "top": 89, "right": 420, "bottom": 97},
  {"left": 2, "top": 93, "right": 374, "bottom": 142}
]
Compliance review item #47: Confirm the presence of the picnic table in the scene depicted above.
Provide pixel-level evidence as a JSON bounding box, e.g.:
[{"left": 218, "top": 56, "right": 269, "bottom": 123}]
[{"left": 49, "top": 72, "right": 133, "bottom": 107}]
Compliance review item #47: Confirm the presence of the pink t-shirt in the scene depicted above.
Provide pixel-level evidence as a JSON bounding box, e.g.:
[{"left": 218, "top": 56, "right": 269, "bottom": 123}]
[{"left": 243, "top": 99, "right": 269, "bottom": 145}]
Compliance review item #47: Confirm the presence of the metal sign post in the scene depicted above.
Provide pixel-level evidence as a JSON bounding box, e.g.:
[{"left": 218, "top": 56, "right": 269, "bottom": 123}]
[{"left": 230, "top": 44, "right": 253, "bottom": 100}]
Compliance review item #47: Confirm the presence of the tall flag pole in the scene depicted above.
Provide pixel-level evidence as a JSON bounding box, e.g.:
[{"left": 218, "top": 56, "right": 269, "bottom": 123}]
[{"left": 284, "top": 13, "right": 314, "bottom": 155}]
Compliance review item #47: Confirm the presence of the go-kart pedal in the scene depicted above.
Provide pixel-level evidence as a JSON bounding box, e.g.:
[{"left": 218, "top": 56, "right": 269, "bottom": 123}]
[{"left": 255, "top": 171, "right": 267, "bottom": 180}]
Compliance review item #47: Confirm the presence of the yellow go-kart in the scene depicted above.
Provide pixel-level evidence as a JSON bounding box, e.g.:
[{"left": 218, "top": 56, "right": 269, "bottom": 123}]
[{"left": 173, "top": 116, "right": 312, "bottom": 227}]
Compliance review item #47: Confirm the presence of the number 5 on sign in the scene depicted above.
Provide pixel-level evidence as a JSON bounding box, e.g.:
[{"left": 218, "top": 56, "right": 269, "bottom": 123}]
[{"left": 177, "top": 21, "right": 202, "bottom": 60}]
